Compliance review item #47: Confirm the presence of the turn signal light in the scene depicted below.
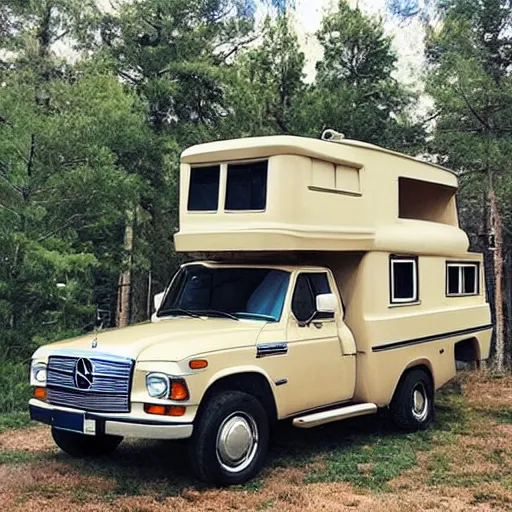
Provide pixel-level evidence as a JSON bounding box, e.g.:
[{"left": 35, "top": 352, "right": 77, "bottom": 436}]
[
  {"left": 170, "top": 380, "right": 189, "bottom": 401},
  {"left": 189, "top": 359, "right": 208, "bottom": 370},
  {"left": 144, "top": 404, "right": 186, "bottom": 417},
  {"left": 34, "top": 387, "right": 47, "bottom": 400},
  {"left": 145, "top": 404, "right": 166, "bottom": 415},
  {"left": 167, "top": 406, "right": 186, "bottom": 417}
]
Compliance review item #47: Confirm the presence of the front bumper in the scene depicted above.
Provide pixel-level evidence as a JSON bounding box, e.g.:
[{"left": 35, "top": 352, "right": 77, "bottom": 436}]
[{"left": 29, "top": 399, "right": 193, "bottom": 440}]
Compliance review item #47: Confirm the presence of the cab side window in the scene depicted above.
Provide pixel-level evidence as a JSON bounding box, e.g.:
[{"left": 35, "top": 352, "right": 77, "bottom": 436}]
[{"left": 292, "top": 273, "right": 334, "bottom": 323}]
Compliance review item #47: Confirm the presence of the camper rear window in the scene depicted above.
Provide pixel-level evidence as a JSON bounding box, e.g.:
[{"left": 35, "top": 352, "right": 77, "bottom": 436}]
[
  {"left": 446, "top": 262, "right": 479, "bottom": 296},
  {"left": 390, "top": 257, "right": 418, "bottom": 304},
  {"left": 225, "top": 161, "right": 268, "bottom": 211},
  {"left": 188, "top": 166, "right": 220, "bottom": 211}
]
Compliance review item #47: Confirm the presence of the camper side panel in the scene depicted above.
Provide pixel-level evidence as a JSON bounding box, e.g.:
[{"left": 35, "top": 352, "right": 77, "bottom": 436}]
[{"left": 332, "top": 252, "right": 492, "bottom": 406}]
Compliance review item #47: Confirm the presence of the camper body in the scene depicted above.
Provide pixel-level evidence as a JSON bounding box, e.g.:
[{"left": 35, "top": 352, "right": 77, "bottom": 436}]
[{"left": 29, "top": 135, "right": 492, "bottom": 486}]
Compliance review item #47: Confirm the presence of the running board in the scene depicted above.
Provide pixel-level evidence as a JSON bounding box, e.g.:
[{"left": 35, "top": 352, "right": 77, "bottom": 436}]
[{"left": 292, "top": 403, "right": 378, "bottom": 429}]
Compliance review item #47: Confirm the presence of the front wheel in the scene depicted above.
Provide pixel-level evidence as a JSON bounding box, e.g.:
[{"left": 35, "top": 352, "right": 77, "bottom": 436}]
[
  {"left": 51, "top": 427, "right": 123, "bottom": 458},
  {"left": 390, "top": 368, "right": 435, "bottom": 431},
  {"left": 189, "top": 391, "right": 269, "bottom": 486}
]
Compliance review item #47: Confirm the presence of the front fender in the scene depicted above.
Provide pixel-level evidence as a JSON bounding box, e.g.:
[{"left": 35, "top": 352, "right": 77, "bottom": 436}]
[
  {"left": 206, "top": 365, "right": 276, "bottom": 394},
  {"left": 198, "top": 365, "right": 280, "bottom": 418}
]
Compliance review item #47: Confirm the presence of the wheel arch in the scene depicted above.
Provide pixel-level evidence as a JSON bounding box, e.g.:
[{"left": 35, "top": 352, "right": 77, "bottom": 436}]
[
  {"left": 391, "top": 359, "right": 435, "bottom": 404},
  {"left": 199, "top": 367, "right": 278, "bottom": 423},
  {"left": 454, "top": 337, "right": 481, "bottom": 362}
]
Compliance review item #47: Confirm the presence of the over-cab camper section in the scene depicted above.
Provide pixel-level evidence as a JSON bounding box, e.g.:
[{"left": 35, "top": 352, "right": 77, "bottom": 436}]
[{"left": 175, "top": 136, "right": 468, "bottom": 256}]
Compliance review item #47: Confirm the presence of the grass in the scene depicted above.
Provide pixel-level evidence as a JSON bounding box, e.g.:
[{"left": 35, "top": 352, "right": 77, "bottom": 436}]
[
  {"left": 299, "top": 384, "right": 463, "bottom": 491},
  {"left": 2, "top": 371, "right": 512, "bottom": 512},
  {"left": 0, "top": 449, "right": 44, "bottom": 465},
  {"left": 0, "top": 411, "right": 31, "bottom": 433},
  {"left": 0, "top": 359, "right": 32, "bottom": 414}
]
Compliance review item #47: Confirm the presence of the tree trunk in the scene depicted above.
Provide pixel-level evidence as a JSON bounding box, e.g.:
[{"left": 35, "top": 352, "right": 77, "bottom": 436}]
[
  {"left": 116, "top": 210, "right": 134, "bottom": 328},
  {"left": 490, "top": 190, "right": 505, "bottom": 373},
  {"left": 505, "top": 249, "right": 512, "bottom": 367}
]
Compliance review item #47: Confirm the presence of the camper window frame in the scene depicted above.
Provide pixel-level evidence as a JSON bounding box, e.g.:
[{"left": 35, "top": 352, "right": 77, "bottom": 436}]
[
  {"left": 446, "top": 261, "right": 480, "bottom": 297},
  {"left": 389, "top": 256, "right": 419, "bottom": 305}
]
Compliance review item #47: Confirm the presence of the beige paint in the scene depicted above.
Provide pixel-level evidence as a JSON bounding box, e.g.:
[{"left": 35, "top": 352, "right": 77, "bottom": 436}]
[
  {"left": 31, "top": 135, "right": 492, "bottom": 434},
  {"left": 176, "top": 137, "right": 464, "bottom": 255}
]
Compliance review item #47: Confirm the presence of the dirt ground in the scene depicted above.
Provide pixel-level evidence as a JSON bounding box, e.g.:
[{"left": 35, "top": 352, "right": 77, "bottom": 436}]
[{"left": 1, "top": 371, "right": 512, "bottom": 512}]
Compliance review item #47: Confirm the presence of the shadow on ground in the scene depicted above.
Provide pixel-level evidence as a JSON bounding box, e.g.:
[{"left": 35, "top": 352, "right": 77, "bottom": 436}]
[{"left": 60, "top": 383, "right": 466, "bottom": 497}]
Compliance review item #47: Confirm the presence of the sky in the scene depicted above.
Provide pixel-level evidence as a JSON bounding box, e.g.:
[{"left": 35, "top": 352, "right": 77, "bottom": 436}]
[
  {"left": 87, "top": 0, "right": 429, "bottom": 110},
  {"left": 292, "top": 0, "right": 426, "bottom": 86},
  {"left": 94, "top": 0, "right": 427, "bottom": 86}
]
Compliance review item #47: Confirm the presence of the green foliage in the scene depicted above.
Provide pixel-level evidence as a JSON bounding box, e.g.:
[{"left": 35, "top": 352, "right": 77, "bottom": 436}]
[
  {"left": 0, "top": 69, "right": 147, "bottom": 357},
  {"left": 425, "top": 1, "right": 512, "bottom": 363},
  {"left": 0, "top": 0, "right": 424, "bottom": 413},
  {"left": 295, "top": 0, "right": 424, "bottom": 149},
  {"left": 224, "top": 14, "right": 306, "bottom": 136},
  {"left": 0, "top": 411, "right": 30, "bottom": 433},
  {"left": 0, "top": 360, "right": 31, "bottom": 415}
]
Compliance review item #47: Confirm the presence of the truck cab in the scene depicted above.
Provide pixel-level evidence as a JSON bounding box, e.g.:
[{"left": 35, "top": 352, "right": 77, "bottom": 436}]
[
  {"left": 152, "top": 261, "right": 357, "bottom": 417},
  {"left": 28, "top": 133, "right": 492, "bottom": 486}
]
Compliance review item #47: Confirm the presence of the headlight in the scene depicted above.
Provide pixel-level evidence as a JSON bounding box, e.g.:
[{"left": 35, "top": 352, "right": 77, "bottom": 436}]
[
  {"left": 146, "top": 373, "right": 170, "bottom": 398},
  {"left": 31, "top": 362, "right": 47, "bottom": 384}
]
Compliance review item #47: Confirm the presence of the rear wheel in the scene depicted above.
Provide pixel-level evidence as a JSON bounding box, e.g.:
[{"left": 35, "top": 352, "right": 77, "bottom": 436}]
[
  {"left": 189, "top": 391, "right": 269, "bottom": 486},
  {"left": 51, "top": 427, "right": 123, "bottom": 458},
  {"left": 390, "top": 368, "right": 435, "bottom": 431}
]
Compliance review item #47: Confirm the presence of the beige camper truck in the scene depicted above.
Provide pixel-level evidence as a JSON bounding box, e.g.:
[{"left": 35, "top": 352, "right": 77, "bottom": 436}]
[{"left": 29, "top": 133, "right": 492, "bottom": 486}]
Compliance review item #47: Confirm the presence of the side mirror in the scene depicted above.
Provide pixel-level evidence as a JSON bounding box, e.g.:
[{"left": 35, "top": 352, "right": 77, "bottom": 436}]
[
  {"left": 153, "top": 292, "right": 165, "bottom": 313},
  {"left": 316, "top": 293, "right": 337, "bottom": 314}
]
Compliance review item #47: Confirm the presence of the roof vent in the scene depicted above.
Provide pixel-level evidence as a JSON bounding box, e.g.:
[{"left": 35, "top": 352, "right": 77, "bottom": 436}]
[{"left": 321, "top": 129, "right": 346, "bottom": 143}]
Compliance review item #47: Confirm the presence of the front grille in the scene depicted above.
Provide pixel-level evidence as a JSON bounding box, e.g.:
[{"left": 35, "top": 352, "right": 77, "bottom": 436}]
[{"left": 47, "top": 352, "right": 134, "bottom": 413}]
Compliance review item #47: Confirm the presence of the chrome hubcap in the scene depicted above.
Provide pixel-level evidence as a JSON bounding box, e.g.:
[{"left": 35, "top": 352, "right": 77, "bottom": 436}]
[
  {"left": 412, "top": 383, "right": 429, "bottom": 421},
  {"left": 216, "top": 412, "right": 259, "bottom": 473}
]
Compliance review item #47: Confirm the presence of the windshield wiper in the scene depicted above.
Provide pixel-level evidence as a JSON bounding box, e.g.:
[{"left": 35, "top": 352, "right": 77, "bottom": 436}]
[
  {"left": 235, "top": 312, "right": 277, "bottom": 322},
  {"left": 195, "top": 309, "right": 240, "bottom": 321},
  {"left": 158, "top": 308, "right": 203, "bottom": 319}
]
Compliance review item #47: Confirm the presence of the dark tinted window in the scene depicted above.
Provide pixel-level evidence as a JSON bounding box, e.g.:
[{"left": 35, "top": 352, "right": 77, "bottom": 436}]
[
  {"left": 188, "top": 166, "right": 220, "bottom": 211},
  {"left": 225, "top": 161, "right": 268, "bottom": 211},
  {"left": 158, "top": 266, "right": 290, "bottom": 322},
  {"left": 391, "top": 259, "right": 417, "bottom": 302},
  {"left": 446, "top": 263, "right": 478, "bottom": 295},
  {"left": 292, "top": 273, "right": 333, "bottom": 323},
  {"left": 309, "top": 273, "right": 331, "bottom": 296},
  {"left": 463, "top": 265, "right": 477, "bottom": 294},
  {"left": 292, "top": 275, "right": 315, "bottom": 323},
  {"left": 447, "top": 266, "right": 459, "bottom": 295}
]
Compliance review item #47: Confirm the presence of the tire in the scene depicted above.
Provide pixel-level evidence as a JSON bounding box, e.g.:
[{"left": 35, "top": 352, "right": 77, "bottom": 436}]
[
  {"left": 189, "top": 391, "right": 269, "bottom": 486},
  {"left": 51, "top": 427, "right": 123, "bottom": 458},
  {"left": 390, "top": 368, "right": 435, "bottom": 432}
]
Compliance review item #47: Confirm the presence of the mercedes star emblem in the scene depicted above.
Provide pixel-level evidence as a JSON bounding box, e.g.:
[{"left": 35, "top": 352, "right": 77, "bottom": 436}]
[{"left": 74, "top": 358, "right": 94, "bottom": 390}]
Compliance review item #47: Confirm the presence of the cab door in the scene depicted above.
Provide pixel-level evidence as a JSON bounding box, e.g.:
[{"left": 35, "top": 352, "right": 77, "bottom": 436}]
[{"left": 280, "top": 271, "right": 356, "bottom": 416}]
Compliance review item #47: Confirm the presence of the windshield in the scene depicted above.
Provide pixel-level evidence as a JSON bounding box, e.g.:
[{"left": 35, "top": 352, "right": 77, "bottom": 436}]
[{"left": 158, "top": 265, "right": 290, "bottom": 322}]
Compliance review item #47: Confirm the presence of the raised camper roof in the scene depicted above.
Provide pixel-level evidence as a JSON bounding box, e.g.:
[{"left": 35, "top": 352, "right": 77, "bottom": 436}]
[{"left": 174, "top": 135, "right": 469, "bottom": 256}]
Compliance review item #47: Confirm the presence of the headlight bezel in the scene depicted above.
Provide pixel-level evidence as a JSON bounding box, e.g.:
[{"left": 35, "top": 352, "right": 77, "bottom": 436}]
[
  {"left": 146, "top": 372, "right": 171, "bottom": 399},
  {"left": 31, "top": 362, "right": 47, "bottom": 385}
]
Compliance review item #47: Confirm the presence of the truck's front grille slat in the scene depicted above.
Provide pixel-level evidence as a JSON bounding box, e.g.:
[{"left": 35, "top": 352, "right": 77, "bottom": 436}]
[
  {"left": 46, "top": 389, "right": 130, "bottom": 413},
  {"left": 47, "top": 354, "right": 133, "bottom": 413}
]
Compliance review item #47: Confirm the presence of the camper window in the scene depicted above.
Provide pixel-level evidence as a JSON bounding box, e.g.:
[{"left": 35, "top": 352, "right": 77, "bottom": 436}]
[
  {"left": 225, "top": 161, "right": 268, "bottom": 211},
  {"left": 390, "top": 257, "right": 418, "bottom": 304},
  {"left": 446, "top": 263, "right": 479, "bottom": 296},
  {"left": 188, "top": 166, "right": 220, "bottom": 211},
  {"left": 398, "top": 177, "right": 456, "bottom": 225}
]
